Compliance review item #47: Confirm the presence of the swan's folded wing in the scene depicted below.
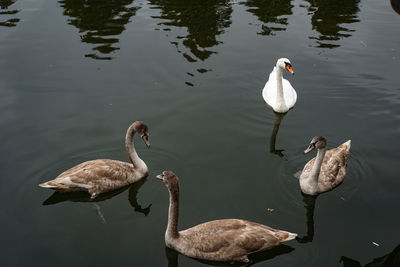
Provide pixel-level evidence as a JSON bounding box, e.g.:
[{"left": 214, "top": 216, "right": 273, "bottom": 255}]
[
  {"left": 180, "top": 219, "right": 292, "bottom": 257},
  {"left": 320, "top": 149, "right": 347, "bottom": 190},
  {"left": 263, "top": 73, "right": 277, "bottom": 104},
  {"left": 300, "top": 157, "right": 316, "bottom": 179},
  {"left": 42, "top": 159, "right": 133, "bottom": 190},
  {"left": 282, "top": 79, "right": 297, "bottom": 108}
]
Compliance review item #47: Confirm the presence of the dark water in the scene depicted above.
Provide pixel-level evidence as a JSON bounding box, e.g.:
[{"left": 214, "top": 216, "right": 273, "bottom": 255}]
[{"left": 1, "top": 0, "right": 399, "bottom": 266}]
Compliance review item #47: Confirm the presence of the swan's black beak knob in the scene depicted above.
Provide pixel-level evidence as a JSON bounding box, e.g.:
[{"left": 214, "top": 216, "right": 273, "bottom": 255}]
[{"left": 285, "top": 64, "right": 294, "bottom": 75}]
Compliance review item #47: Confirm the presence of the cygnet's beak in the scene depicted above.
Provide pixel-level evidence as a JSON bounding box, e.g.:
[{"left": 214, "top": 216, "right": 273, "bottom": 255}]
[
  {"left": 156, "top": 174, "right": 163, "bottom": 180},
  {"left": 286, "top": 65, "right": 294, "bottom": 75},
  {"left": 303, "top": 144, "right": 314, "bottom": 154},
  {"left": 142, "top": 135, "right": 150, "bottom": 148}
]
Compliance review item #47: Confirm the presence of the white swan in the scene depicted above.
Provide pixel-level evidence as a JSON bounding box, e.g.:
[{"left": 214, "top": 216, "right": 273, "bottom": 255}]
[
  {"left": 262, "top": 58, "right": 297, "bottom": 113},
  {"left": 39, "top": 121, "right": 150, "bottom": 199},
  {"left": 300, "top": 136, "right": 351, "bottom": 195},
  {"left": 157, "top": 171, "right": 297, "bottom": 263}
]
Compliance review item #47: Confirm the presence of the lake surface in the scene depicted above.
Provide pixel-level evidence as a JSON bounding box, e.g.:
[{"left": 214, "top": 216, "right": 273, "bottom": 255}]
[{"left": 1, "top": 0, "right": 399, "bottom": 266}]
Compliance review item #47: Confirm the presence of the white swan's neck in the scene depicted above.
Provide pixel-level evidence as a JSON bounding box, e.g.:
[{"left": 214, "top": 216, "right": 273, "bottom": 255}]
[
  {"left": 309, "top": 148, "right": 326, "bottom": 185},
  {"left": 275, "top": 65, "right": 286, "bottom": 110},
  {"left": 166, "top": 185, "right": 180, "bottom": 241},
  {"left": 125, "top": 126, "right": 147, "bottom": 173}
]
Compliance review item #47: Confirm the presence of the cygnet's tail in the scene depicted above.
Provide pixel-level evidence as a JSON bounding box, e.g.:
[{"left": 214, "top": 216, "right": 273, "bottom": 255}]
[
  {"left": 343, "top": 140, "right": 351, "bottom": 154},
  {"left": 344, "top": 140, "right": 351, "bottom": 149},
  {"left": 284, "top": 231, "right": 298, "bottom": 242},
  {"left": 39, "top": 181, "right": 58, "bottom": 189},
  {"left": 277, "top": 230, "right": 298, "bottom": 243},
  {"left": 339, "top": 140, "right": 351, "bottom": 152}
]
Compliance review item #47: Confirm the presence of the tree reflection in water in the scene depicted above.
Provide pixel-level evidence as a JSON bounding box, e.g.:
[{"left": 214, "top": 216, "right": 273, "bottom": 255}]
[
  {"left": 242, "top": 0, "right": 293, "bottom": 36},
  {"left": 58, "top": 0, "right": 140, "bottom": 60},
  {"left": 0, "top": 0, "right": 20, "bottom": 27},
  {"left": 149, "top": 0, "right": 232, "bottom": 63},
  {"left": 241, "top": 0, "right": 360, "bottom": 48},
  {"left": 305, "top": 0, "right": 360, "bottom": 48}
]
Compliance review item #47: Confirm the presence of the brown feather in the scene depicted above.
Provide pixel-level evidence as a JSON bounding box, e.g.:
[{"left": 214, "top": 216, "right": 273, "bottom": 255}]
[
  {"left": 158, "top": 171, "right": 296, "bottom": 263},
  {"left": 39, "top": 121, "right": 149, "bottom": 198},
  {"left": 39, "top": 159, "right": 146, "bottom": 198},
  {"left": 300, "top": 140, "right": 351, "bottom": 194}
]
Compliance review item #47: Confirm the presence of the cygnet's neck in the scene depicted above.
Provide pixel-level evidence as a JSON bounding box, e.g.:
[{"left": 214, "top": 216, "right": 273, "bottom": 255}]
[
  {"left": 125, "top": 126, "right": 147, "bottom": 172},
  {"left": 275, "top": 65, "right": 286, "bottom": 110},
  {"left": 166, "top": 184, "right": 180, "bottom": 241},
  {"left": 308, "top": 147, "right": 326, "bottom": 184}
]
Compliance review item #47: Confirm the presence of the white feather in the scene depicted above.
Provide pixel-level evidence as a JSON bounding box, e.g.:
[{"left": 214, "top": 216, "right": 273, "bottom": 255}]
[{"left": 262, "top": 59, "right": 297, "bottom": 113}]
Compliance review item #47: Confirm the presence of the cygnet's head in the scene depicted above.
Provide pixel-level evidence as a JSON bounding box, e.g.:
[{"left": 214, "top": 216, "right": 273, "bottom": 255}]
[
  {"left": 277, "top": 58, "right": 294, "bottom": 75},
  {"left": 157, "top": 171, "right": 179, "bottom": 190},
  {"left": 304, "top": 136, "right": 327, "bottom": 154},
  {"left": 132, "top": 121, "right": 150, "bottom": 148}
]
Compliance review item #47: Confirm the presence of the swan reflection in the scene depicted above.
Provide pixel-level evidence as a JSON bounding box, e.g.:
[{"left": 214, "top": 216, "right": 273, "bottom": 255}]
[
  {"left": 269, "top": 112, "right": 287, "bottom": 158},
  {"left": 296, "top": 193, "right": 317, "bottom": 243},
  {"left": 0, "top": 0, "right": 20, "bottom": 27},
  {"left": 165, "top": 244, "right": 294, "bottom": 266},
  {"left": 42, "top": 178, "right": 152, "bottom": 217},
  {"left": 58, "top": 0, "right": 140, "bottom": 60},
  {"left": 242, "top": 0, "right": 293, "bottom": 35}
]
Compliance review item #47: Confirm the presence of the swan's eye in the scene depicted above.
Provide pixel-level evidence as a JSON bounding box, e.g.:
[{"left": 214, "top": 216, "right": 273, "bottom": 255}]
[{"left": 285, "top": 62, "right": 291, "bottom": 67}]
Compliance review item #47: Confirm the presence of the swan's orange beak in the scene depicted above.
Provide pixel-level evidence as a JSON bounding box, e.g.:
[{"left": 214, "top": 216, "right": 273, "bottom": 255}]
[
  {"left": 142, "top": 135, "right": 150, "bottom": 148},
  {"left": 286, "top": 65, "right": 294, "bottom": 75}
]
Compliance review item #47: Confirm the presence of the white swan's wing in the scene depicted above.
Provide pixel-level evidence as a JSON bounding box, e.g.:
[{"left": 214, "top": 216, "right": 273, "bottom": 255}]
[
  {"left": 262, "top": 67, "right": 277, "bottom": 108},
  {"left": 282, "top": 78, "right": 297, "bottom": 109}
]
